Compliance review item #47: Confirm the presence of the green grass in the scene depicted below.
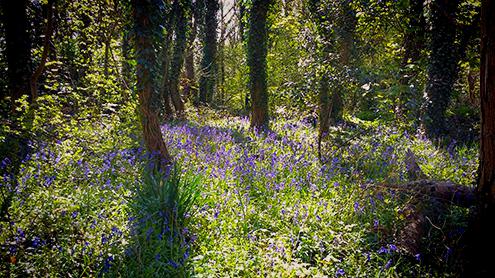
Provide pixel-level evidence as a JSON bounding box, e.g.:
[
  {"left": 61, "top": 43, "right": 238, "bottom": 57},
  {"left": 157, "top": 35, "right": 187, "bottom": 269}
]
[{"left": 0, "top": 106, "right": 478, "bottom": 277}]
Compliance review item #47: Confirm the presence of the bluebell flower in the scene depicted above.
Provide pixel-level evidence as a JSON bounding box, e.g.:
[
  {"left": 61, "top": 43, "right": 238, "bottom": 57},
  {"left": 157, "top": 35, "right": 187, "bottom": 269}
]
[
  {"left": 378, "top": 246, "right": 388, "bottom": 254},
  {"left": 101, "top": 234, "right": 108, "bottom": 244},
  {"left": 32, "top": 236, "right": 41, "bottom": 248},
  {"left": 168, "top": 259, "right": 179, "bottom": 269},
  {"left": 388, "top": 244, "right": 397, "bottom": 252},
  {"left": 146, "top": 227, "right": 154, "bottom": 241},
  {"left": 336, "top": 268, "right": 345, "bottom": 276},
  {"left": 385, "top": 259, "right": 392, "bottom": 269},
  {"left": 414, "top": 253, "right": 421, "bottom": 262}
]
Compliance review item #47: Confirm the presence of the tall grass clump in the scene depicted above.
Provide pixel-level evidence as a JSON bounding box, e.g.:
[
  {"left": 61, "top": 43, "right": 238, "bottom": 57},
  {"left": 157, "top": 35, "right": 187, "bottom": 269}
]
[{"left": 115, "top": 164, "right": 201, "bottom": 277}]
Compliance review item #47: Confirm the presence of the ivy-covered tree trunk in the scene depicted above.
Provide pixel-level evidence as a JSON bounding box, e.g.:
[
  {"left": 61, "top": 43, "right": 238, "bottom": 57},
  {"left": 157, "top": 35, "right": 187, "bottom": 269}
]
[
  {"left": 132, "top": 0, "right": 172, "bottom": 167},
  {"left": 327, "top": 0, "right": 355, "bottom": 124},
  {"left": 398, "top": 0, "right": 425, "bottom": 122},
  {"left": 184, "top": 3, "right": 197, "bottom": 103},
  {"left": 168, "top": 0, "right": 188, "bottom": 117},
  {"left": 238, "top": 0, "right": 246, "bottom": 43},
  {"left": 423, "top": 0, "right": 459, "bottom": 138},
  {"left": 1, "top": 0, "right": 32, "bottom": 108},
  {"left": 160, "top": 14, "right": 175, "bottom": 119},
  {"left": 336, "top": 0, "right": 355, "bottom": 67},
  {"left": 199, "top": 0, "right": 218, "bottom": 104},
  {"left": 248, "top": 0, "right": 271, "bottom": 131}
]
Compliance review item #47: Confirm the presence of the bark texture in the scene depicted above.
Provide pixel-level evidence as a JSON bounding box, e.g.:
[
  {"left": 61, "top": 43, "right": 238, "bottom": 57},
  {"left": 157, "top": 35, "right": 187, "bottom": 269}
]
[
  {"left": 184, "top": 4, "right": 197, "bottom": 102},
  {"left": 160, "top": 15, "right": 175, "bottom": 119},
  {"left": 478, "top": 0, "right": 495, "bottom": 223},
  {"left": 199, "top": 0, "right": 218, "bottom": 104},
  {"left": 423, "top": 0, "right": 459, "bottom": 138},
  {"left": 133, "top": 0, "right": 172, "bottom": 168},
  {"left": 168, "top": 0, "right": 188, "bottom": 117},
  {"left": 464, "top": 0, "right": 495, "bottom": 275},
  {"left": 398, "top": 0, "right": 425, "bottom": 121},
  {"left": 248, "top": 0, "right": 271, "bottom": 130}
]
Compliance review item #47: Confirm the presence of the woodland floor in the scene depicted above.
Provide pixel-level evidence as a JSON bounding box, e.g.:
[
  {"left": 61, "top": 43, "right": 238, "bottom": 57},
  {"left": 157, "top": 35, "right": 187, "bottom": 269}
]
[{"left": 0, "top": 107, "right": 478, "bottom": 277}]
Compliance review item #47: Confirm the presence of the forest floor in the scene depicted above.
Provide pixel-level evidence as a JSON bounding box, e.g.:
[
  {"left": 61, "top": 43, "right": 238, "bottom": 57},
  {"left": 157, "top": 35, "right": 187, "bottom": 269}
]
[{"left": 0, "top": 107, "right": 478, "bottom": 277}]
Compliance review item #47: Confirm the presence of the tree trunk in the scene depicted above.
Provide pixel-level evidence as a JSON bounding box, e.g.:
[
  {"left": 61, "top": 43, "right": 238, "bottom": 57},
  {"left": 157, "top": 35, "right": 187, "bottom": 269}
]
[
  {"left": 1, "top": 0, "right": 32, "bottom": 109},
  {"left": 337, "top": 0, "right": 356, "bottom": 66},
  {"left": 199, "top": 0, "right": 218, "bottom": 104},
  {"left": 478, "top": 0, "right": 495, "bottom": 216},
  {"left": 397, "top": 0, "right": 425, "bottom": 122},
  {"left": 168, "top": 0, "right": 188, "bottom": 117},
  {"left": 160, "top": 20, "right": 175, "bottom": 119},
  {"left": 132, "top": 0, "right": 172, "bottom": 169},
  {"left": 30, "top": 0, "right": 55, "bottom": 100},
  {"left": 238, "top": 0, "right": 246, "bottom": 43},
  {"left": 248, "top": 0, "right": 271, "bottom": 131},
  {"left": 184, "top": 4, "right": 197, "bottom": 104},
  {"left": 463, "top": 1, "right": 495, "bottom": 274},
  {"left": 423, "top": 0, "right": 459, "bottom": 138},
  {"left": 330, "top": 0, "right": 356, "bottom": 124},
  {"left": 472, "top": 0, "right": 495, "bottom": 271},
  {"left": 184, "top": 47, "right": 196, "bottom": 103},
  {"left": 219, "top": 0, "right": 226, "bottom": 104}
]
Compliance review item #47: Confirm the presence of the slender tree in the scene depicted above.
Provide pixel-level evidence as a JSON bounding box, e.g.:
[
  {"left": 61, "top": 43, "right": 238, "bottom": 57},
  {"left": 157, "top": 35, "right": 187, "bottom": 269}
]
[
  {"left": 247, "top": 0, "right": 271, "bottom": 130},
  {"left": 160, "top": 4, "right": 175, "bottom": 119},
  {"left": 309, "top": 0, "right": 352, "bottom": 144},
  {"left": 132, "top": 0, "right": 172, "bottom": 167},
  {"left": 422, "top": 0, "right": 459, "bottom": 138},
  {"left": 332, "top": 0, "right": 356, "bottom": 123},
  {"left": 198, "top": 0, "right": 219, "bottom": 104},
  {"left": 218, "top": 0, "right": 226, "bottom": 103},
  {"left": 30, "top": 0, "right": 55, "bottom": 100},
  {"left": 336, "top": 0, "right": 356, "bottom": 66},
  {"left": 1, "top": 0, "right": 32, "bottom": 108},
  {"left": 168, "top": 0, "right": 189, "bottom": 117},
  {"left": 184, "top": 0, "right": 198, "bottom": 102},
  {"left": 397, "top": 0, "right": 425, "bottom": 121}
]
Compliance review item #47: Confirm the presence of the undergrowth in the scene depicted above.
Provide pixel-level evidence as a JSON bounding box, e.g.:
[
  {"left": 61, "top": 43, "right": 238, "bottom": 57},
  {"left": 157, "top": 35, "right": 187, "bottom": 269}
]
[{"left": 0, "top": 105, "right": 478, "bottom": 277}]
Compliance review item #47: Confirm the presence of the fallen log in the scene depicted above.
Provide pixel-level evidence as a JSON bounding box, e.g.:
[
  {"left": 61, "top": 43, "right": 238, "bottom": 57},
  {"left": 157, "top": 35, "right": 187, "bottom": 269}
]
[
  {"left": 380, "top": 149, "right": 476, "bottom": 256},
  {"left": 387, "top": 179, "right": 476, "bottom": 208}
]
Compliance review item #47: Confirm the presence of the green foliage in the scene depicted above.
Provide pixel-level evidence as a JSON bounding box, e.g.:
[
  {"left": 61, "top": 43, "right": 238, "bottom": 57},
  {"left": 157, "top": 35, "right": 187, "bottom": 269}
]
[
  {"left": 116, "top": 166, "right": 201, "bottom": 277},
  {"left": 223, "top": 42, "right": 249, "bottom": 112},
  {"left": 267, "top": 14, "right": 314, "bottom": 110}
]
